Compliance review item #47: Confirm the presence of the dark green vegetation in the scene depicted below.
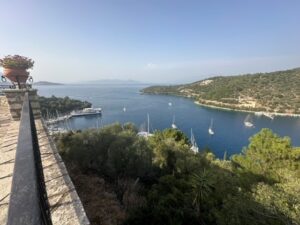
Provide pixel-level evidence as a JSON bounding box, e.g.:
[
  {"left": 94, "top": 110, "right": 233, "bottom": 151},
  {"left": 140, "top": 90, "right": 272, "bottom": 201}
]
[
  {"left": 55, "top": 124, "right": 300, "bottom": 225},
  {"left": 143, "top": 68, "right": 300, "bottom": 114},
  {"left": 39, "top": 95, "right": 91, "bottom": 117}
]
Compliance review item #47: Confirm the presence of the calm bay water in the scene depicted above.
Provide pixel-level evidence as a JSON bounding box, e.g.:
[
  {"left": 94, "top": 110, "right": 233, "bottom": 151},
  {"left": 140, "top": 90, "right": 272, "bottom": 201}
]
[{"left": 36, "top": 84, "right": 300, "bottom": 158}]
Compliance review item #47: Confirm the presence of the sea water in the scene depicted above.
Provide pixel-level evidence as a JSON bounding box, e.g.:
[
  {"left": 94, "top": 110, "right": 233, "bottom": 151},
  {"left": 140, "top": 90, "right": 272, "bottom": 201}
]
[{"left": 36, "top": 84, "right": 300, "bottom": 158}]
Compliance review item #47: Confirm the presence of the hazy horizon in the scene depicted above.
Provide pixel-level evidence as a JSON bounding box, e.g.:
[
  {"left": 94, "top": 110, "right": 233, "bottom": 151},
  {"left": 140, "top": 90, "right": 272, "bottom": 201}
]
[
  {"left": 1, "top": 0, "right": 299, "bottom": 83},
  {"left": 28, "top": 65, "right": 299, "bottom": 86}
]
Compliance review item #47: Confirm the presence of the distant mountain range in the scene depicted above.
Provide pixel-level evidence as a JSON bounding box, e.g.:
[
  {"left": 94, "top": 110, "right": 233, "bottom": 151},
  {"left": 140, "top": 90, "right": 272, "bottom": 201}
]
[
  {"left": 34, "top": 81, "right": 64, "bottom": 86},
  {"left": 33, "top": 79, "right": 156, "bottom": 86},
  {"left": 80, "top": 79, "right": 143, "bottom": 85},
  {"left": 142, "top": 67, "right": 300, "bottom": 114}
]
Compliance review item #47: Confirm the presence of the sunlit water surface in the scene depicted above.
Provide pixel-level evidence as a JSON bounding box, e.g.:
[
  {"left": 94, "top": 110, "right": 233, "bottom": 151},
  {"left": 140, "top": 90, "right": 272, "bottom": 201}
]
[{"left": 36, "top": 84, "right": 300, "bottom": 158}]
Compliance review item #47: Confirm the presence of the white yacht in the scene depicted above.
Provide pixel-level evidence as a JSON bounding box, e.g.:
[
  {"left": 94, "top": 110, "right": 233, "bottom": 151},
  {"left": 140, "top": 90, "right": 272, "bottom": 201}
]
[
  {"left": 254, "top": 111, "right": 263, "bottom": 117},
  {"left": 244, "top": 114, "right": 254, "bottom": 127},
  {"left": 190, "top": 128, "right": 199, "bottom": 153},
  {"left": 70, "top": 108, "right": 102, "bottom": 117},
  {"left": 208, "top": 119, "right": 214, "bottom": 135},
  {"left": 138, "top": 114, "right": 153, "bottom": 138},
  {"left": 171, "top": 115, "right": 177, "bottom": 129},
  {"left": 244, "top": 121, "right": 254, "bottom": 127},
  {"left": 263, "top": 112, "right": 275, "bottom": 120}
]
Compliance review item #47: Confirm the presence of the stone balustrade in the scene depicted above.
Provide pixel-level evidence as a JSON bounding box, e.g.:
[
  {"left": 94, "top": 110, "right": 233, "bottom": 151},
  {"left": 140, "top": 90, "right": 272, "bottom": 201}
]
[{"left": 2, "top": 89, "right": 41, "bottom": 120}]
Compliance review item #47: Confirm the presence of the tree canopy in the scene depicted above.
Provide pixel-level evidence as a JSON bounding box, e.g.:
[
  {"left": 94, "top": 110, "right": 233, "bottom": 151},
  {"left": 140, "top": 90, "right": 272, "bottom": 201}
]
[
  {"left": 39, "top": 95, "right": 92, "bottom": 117},
  {"left": 55, "top": 125, "right": 300, "bottom": 225},
  {"left": 143, "top": 68, "right": 300, "bottom": 114}
]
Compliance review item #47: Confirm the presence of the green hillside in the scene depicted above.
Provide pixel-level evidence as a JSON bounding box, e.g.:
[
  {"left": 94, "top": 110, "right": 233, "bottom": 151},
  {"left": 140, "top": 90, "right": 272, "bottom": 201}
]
[{"left": 142, "top": 68, "right": 300, "bottom": 114}]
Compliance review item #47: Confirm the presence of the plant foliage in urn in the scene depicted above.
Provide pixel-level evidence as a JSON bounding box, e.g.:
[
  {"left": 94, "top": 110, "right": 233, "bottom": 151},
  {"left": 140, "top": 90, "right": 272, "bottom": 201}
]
[{"left": 0, "top": 55, "right": 34, "bottom": 69}]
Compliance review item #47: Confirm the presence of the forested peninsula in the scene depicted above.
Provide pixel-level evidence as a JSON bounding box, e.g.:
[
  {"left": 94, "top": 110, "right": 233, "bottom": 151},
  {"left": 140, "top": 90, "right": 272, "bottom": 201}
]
[
  {"left": 39, "top": 95, "right": 92, "bottom": 117},
  {"left": 142, "top": 68, "right": 300, "bottom": 115}
]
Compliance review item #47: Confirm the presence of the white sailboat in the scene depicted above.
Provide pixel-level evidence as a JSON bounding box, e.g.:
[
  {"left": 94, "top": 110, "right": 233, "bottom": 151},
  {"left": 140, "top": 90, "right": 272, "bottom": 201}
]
[
  {"left": 168, "top": 102, "right": 172, "bottom": 106},
  {"left": 190, "top": 128, "right": 199, "bottom": 153},
  {"left": 263, "top": 112, "right": 275, "bottom": 120},
  {"left": 208, "top": 119, "right": 214, "bottom": 135},
  {"left": 244, "top": 114, "right": 254, "bottom": 127},
  {"left": 137, "top": 114, "right": 153, "bottom": 138},
  {"left": 171, "top": 115, "right": 177, "bottom": 129},
  {"left": 123, "top": 107, "right": 126, "bottom": 112}
]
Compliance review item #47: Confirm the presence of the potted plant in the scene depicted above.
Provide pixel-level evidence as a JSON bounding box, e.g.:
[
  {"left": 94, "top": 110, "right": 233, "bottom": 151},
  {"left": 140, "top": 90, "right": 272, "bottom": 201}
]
[{"left": 0, "top": 55, "right": 34, "bottom": 84}]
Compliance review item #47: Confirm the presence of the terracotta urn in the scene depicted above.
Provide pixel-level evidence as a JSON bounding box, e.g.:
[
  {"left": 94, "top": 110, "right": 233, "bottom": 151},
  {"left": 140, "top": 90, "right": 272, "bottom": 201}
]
[{"left": 3, "top": 68, "right": 29, "bottom": 83}]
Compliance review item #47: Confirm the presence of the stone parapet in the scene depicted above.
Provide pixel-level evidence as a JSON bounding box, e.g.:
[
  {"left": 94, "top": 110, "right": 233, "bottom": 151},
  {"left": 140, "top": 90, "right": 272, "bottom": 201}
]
[
  {"left": 0, "top": 99, "right": 90, "bottom": 224},
  {"left": 0, "top": 96, "right": 9, "bottom": 108},
  {"left": 2, "top": 89, "right": 41, "bottom": 120},
  {"left": 36, "top": 120, "right": 90, "bottom": 225}
]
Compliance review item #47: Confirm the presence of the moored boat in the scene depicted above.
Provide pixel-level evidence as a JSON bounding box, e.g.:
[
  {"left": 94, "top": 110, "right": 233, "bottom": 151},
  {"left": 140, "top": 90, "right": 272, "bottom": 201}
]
[
  {"left": 263, "top": 112, "right": 275, "bottom": 120},
  {"left": 190, "top": 128, "right": 199, "bottom": 153},
  {"left": 244, "top": 121, "right": 254, "bottom": 127},
  {"left": 254, "top": 111, "right": 263, "bottom": 116},
  {"left": 208, "top": 119, "right": 215, "bottom": 135},
  {"left": 138, "top": 114, "right": 153, "bottom": 138},
  {"left": 70, "top": 107, "right": 102, "bottom": 117},
  {"left": 171, "top": 115, "right": 177, "bottom": 129},
  {"left": 244, "top": 114, "right": 254, "bottom": 127}
]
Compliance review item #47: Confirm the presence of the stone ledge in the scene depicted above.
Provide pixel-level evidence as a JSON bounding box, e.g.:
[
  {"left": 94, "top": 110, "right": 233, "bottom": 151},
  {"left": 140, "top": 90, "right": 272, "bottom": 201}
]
[
  {"left": 0, "top": 100, "right": 19, "bottom": 225},
  {"left": 0, "top": 96, "right": 89, "bottom": 225},
  {"left": 36, "top": 120, "right": 90, "bottom": 225}
]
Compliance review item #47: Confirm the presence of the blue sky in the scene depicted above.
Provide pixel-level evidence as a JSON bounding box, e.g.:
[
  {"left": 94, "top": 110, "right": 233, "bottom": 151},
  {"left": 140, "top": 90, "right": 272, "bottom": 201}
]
[{"left": 0, "top": 0, "right": 299, "bottom": 83}]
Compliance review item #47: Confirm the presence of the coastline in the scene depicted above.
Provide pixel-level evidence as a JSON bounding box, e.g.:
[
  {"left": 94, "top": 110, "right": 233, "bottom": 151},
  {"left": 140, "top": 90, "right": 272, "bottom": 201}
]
[
  {"left": 142, "top": 91, "right": 300, "bottom": 118},
  {"left": 194, "top": 101, "right": 300, "bottom": 118}
]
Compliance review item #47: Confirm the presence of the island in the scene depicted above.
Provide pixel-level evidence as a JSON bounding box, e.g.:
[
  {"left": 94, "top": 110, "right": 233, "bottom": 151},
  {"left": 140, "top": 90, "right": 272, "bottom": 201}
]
[
  {"left": 34, "top": 81, "right": 64, "bottom": 86},
  {"left": 142, "top": 68, "right": 300, "bottom": 116}
]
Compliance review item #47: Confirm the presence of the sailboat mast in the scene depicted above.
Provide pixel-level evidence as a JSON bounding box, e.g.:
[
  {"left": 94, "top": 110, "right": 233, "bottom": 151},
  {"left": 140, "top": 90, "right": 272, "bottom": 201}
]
[
  {"left": 46, "top": 109, "right": 49, "bottom": 120},
  {"left": 147, "top": 113, "right": 150, "bottom": 134}
]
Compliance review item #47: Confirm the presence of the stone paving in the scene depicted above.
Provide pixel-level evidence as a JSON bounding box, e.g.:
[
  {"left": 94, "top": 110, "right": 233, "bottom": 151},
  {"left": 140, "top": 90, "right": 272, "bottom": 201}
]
[
  {"left": 0, "top": 96, "right": 89, "bottom": 225},
  {"left": 0, "top": 97, "right": 19, "bottom": 224}
]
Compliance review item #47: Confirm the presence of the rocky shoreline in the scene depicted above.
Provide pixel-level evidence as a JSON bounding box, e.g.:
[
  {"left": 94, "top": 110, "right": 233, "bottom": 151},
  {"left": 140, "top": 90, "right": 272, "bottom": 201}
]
[
  {"left": 142, "top": 90, "right": 300, "bottom": 118},
  {"left": 194, "top": 101, "right": 300, "bottom": 118}
]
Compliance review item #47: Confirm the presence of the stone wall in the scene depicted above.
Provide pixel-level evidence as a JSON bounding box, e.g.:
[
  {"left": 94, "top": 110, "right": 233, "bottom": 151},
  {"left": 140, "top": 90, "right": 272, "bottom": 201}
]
[
  {"left": 2, "top": 89, "right": 41, "bottom": 120},
  {"left": 36, "top": 120, "right": 90, "bottom": 225},
  {"left": 0, "top": 96, "right": 9, "bottom": 107},
  {"left": 0, "top": 93, "right": 90, "bottom": 225}
]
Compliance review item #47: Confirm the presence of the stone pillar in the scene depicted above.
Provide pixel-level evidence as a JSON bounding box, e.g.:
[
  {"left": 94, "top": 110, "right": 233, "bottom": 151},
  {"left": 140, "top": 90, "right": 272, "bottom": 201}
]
[{"left": 2, "top": 89, "right": 41, "bottom": 120}]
